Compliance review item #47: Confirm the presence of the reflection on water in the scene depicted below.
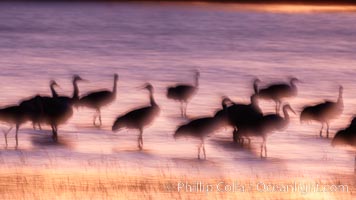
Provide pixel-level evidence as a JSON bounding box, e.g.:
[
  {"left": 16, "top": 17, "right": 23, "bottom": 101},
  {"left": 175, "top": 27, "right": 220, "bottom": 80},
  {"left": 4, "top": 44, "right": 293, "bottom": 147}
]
[
  {"left": 0, "top": 2, "right": 355, "bottom": 186},
  {"left": 206, "top": 3, "right": 356, "bottom": 13}
]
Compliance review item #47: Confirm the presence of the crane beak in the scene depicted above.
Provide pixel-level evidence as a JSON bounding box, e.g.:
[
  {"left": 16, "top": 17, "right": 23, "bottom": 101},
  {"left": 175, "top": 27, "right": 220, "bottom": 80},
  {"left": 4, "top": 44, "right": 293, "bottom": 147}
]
[
  {"left": 137, "top": 84, "right": 149, "bottom": 90},
  {"left": 53, "top": 82, "right": 61, "bottom": 88},
  {"left": 136, "top": 85, "right": 144, "bottom": 89}
]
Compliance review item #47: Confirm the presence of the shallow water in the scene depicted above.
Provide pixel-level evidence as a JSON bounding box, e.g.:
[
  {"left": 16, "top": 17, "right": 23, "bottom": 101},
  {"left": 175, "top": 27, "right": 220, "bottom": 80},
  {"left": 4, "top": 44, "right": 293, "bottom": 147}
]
[{"left": 0, "top": 2, "right": 356, "bottom": 180}]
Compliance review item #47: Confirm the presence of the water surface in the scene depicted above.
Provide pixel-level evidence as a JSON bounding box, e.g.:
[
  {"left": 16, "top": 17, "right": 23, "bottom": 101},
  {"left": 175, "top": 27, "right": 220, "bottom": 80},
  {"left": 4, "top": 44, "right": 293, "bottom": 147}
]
[{"left": 0, "top": 2, "right": 356, "bottom": 179}]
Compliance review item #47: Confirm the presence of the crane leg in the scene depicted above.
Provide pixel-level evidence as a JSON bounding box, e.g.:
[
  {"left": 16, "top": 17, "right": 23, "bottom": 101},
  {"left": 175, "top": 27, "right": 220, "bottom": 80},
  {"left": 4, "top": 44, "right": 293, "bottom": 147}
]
[
  {"left": 320, "top": 123, "right": 324, "bottom": 137},
  {"left": 51, "top": 124, "right": 58, "bottom": 142},
  {"left": 261, "top": 138, "right": 267, "bottom": 158},
  {"left": 184, "top": 102, "right": 188, "bottom": 118},
  {"left": 33, "top": 122, "right": 41, "bottom": 130},
  {"left": 98, "top": 109, "right": 102, "bottom": 126},
  {"left": 197, "top": 143, "right": 201, "bottom": 159},
  {"left": 2, "top": 127, "right": 13, "bottom": 149},
  {"left": 140, "top": 134, "right": 143, "bottom": 147},
  {"left": 15, "top": 124, "right": 19, "bottom": 149},
  {"left": 354, "top": 154, "right": 356, "bottom": 174},
  {"left": 264, "top": 141, "right": 267, "bottom": 158},
  {"left": 180, "top": 102, "right": 184, "bottom": 117},
  {"left": 4, "top": 131, "right": 8, "bottom": 149},
  {"left": 93, "top": 113, "right": 97, "bottom": 126},
  {"left": 202, "top": 141, "right": 206, "bottom": 160},
  {"left": 326, "top": 122, "right": 330, "bottom": 138},
  {"left": 181, "top": 102, "right": 186, "bottom": 118},
  {"left": 233, "top": 129, "right": 238, "bottom": 143},
  {"left": 138, "top": 129, "right": 143, "bottom": 150}
]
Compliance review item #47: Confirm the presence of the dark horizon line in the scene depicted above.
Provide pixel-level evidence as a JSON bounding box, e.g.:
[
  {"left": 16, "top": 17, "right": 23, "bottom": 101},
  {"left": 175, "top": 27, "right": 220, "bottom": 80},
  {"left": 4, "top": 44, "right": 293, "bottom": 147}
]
[{"left": 4, "top": 0, "right": 356, "bottom": 5}]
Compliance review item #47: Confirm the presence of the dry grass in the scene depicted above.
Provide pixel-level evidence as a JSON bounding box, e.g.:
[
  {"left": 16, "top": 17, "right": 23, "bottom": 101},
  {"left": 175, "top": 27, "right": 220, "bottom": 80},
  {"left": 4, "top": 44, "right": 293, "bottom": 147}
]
[{"left": 0, "top": 167, "right": 354, "bottom": 200}]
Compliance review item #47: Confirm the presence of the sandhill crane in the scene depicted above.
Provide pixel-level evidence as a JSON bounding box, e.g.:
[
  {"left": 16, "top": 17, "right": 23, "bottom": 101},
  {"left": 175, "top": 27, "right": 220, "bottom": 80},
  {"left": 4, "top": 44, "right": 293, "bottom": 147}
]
[
  {"left": 332, "top": 117, "right": 356, "bottom": 173},
  {"left": 223, "top": 95, "right": 263, "bottom": 143},
  {"left": 19, "top": 75, "right": 84, "bottom": 130},
  {"left": 173, "top": 107, "right": 228, "bottom": 159},
  {"left": 300, "top": 86, "right": 343, "bottom": 138},
  {"left": 112, "top": 83, "right": 160, "bottom": 150},
  {"left": 0, "top": 105, "right": 31, "bottom": 148},
  {"left": 167, "top": 70, "right": 199, "bottom": 117},
  {"left": 54, "top": 75, "right": 84, "bottom": 106},
  {"left": 79, "top": 74, "right": 118, "bottom": 126},
  {"left": 256, "top": 77, "right": 299, "bottom": 113},
  {"left": 39, "top": 80, "right": 74, "bottom": 141},
  {"left": 235, "top": 104, "right": 295, "bottom": 158}
]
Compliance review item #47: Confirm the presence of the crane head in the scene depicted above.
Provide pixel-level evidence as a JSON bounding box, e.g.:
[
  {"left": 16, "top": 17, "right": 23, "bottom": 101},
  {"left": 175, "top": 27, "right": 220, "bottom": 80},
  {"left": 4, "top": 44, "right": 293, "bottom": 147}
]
[
  {"left": 73, "top": 75, "right": 87, "bottom": 82},
  {"left": 290, "top": 77, "right": 300, "bottom": 84},
  {"left": 50, "top": 80, "right": 59, "bottom": 88},
  {"left": 253, "top": 78, "right": 261, "bottom": 94},
  {"left": 339, "top": 85, "right": 343, "bottom": 92},
  {"left": 195, "top": 70, "right": 200, "bottom": 78},
  {"left": 143, "top": 83, "right": 153, "bottom": 92}
]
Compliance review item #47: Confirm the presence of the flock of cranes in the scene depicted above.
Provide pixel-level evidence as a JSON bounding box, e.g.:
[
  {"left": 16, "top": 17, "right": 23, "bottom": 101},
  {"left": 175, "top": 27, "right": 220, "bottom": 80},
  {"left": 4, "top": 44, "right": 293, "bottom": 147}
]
[{"left": 0, "top": 71, "right": 355, "bottom": 172}]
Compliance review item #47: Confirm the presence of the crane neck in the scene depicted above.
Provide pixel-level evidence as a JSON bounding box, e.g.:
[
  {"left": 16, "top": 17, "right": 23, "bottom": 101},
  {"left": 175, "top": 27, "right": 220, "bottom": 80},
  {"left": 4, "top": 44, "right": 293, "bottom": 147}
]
[
  {"left": 250, "top": 94, "right": 260, "bottom": 111},
  {"left": 51, "top": 84, "right": 58, "bottom": 98},
  {"left": 113, "top": 78, "right": 118, "bottom": 95},
  {"left": 290, "top": 79, "right": 298, "bottom": 90},
  {"left": 337, "top": 87, "right": 343, "bottom": 107},
  {"left": 253, "top": 81, "right": 259, "bottom": 94},
  {"left": 149, "top": 89, "right": 157, "bottom": 107},
  {"left": 72, "top": 79, "right": 79, "bottom": 100},
  {"left": 194, "top": 74, "right": 199, "bottom": 88}
]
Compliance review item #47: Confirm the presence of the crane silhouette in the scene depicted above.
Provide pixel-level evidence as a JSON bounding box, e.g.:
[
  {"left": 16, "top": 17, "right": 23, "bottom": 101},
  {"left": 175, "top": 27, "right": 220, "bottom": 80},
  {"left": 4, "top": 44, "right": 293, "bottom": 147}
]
[
  {"left": 167, "top": 70, "right": 199, "bottom": 118},
  {"left": 211, "top": 97, "right": 231, "bottom": 128},
  {"left": 0, "top": 105, "right": 33, "bottom": 148},
  {"left": 173, "top": 106, "right": 228, "bottom": 159},
  {"left": 223, "top": 94, "right": 263, "bottom": 143},
  {"left": 235, "top": 104, "right": 295, "bottom": 158},
  {"left": 332, "top": 117, "right": 356, "bottom": 173},
  {"left": 300, "top": 86, "right": 343, "bottom": 138},
  {"left": 79, "top": 74, "right": 118, "bottom": 127},
  {"left": 256, "top": 77, "right": 299, "bottom": 113},
  {"left": 39, "top": 80, "right": 74, "bottom": 141},
  {"left": 112, "top": 83, "right": 160, "bottom": 150},
  {"left": 18, "top": 75, "right": 84, "bottom": 131},
  {"left": 0, "top": 82, "right": 62, "bottom": 147},
  {"left": 54, "top": 75, "right": 85, "bottom": 106}
]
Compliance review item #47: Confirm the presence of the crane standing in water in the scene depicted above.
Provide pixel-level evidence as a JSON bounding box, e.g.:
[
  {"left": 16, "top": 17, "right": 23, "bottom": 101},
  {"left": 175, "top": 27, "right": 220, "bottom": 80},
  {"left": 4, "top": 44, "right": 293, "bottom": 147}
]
[
  {"left": 39, "top": 80, "right": 74, "bottom": 141},
  {"left": 173, "top": 105, "right": 228, "bottom": 160},
  {"left": 79, "top": 74, "right": 118, "bottom": 127},
  {"left": 167, "top": 70, "right": 200, "bottom": 118},
  {"left": 223, "top": 94, "right": 263, "bottom": 143},
  {"left": 112, "top": 83, "right": 160, "bottom": 150},
  {"left": 235, "top": 104, "right": 295, "bottom": 158},
  {"left": 256, "top": 77, "right": 299, "bottom": 114},
  {"left": 332, "top": 117, "right": 356, "bottom": 173},
  {"left": 300, "top": 86, "right": 343, "bottom": 138},
  {"left": 19, "top": 75, "right": 84, "bottom": 130},
  {"left": 0, "top": 105, "right": 33, "bottom": 148}
]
